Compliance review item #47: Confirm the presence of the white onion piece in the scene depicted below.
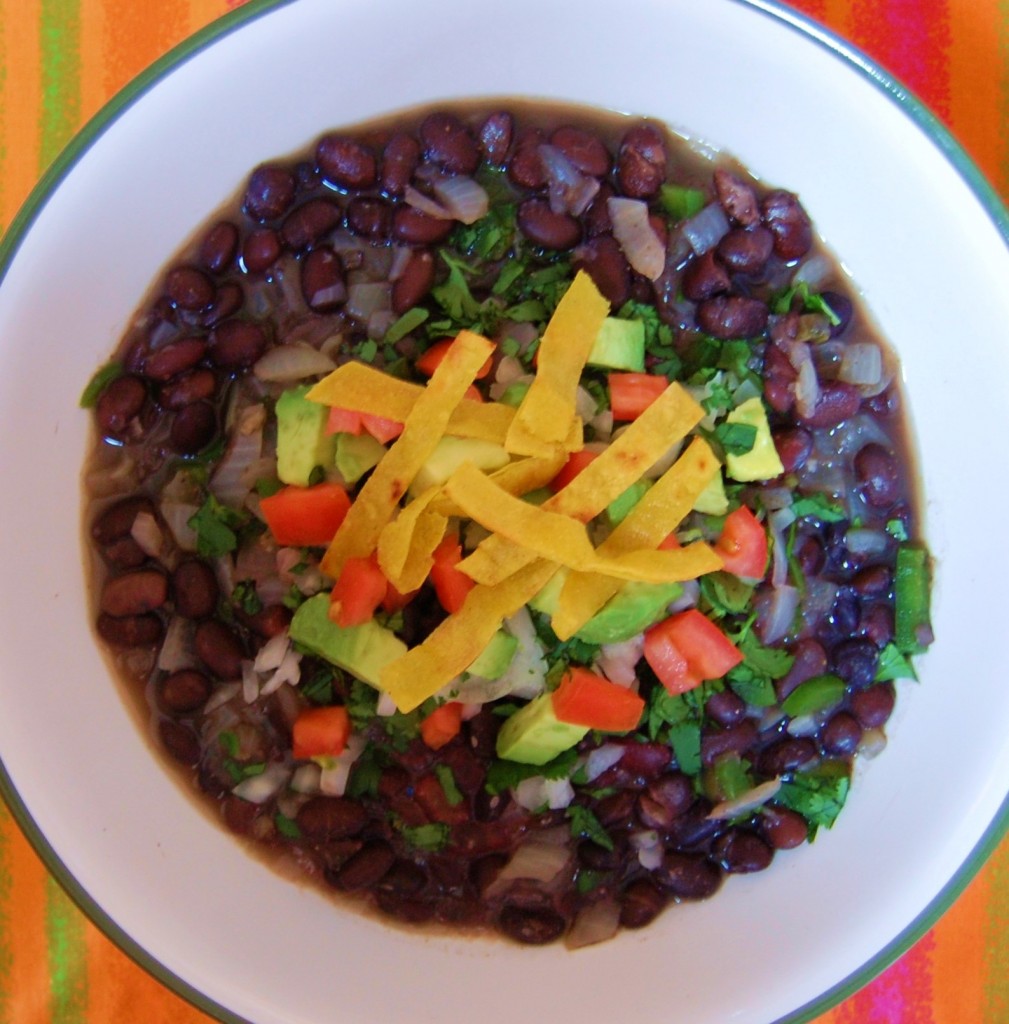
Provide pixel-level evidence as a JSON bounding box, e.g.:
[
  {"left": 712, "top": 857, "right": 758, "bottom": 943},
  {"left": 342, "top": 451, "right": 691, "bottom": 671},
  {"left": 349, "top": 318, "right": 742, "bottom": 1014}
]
[
  {"left": 157, "top": 616, "right": 194, "bottom": 672},
  {"left": 682, "top": 202, "right": 730, "bottom": 255},
  {"left": 367, "top": 310, "right": 397, "bottom": 341},
  {"left": 608, "top": 197, "right": 666, "bottom": 280},
  {"left": 838, "top": 342, "right": 883, "bottom": 387},
  {"left": 582, "top": 743, "right": 626, "bottom": 783},
  {"left": 130, "top": 511, "right": 164, "bottom": 559},
  {"left": 845, "top": 527, "right": 890, "bottom": 558},
  {"left": 858, "top": 727, "right": 888, "bottom": 759},
  {"left": 261, "top": 648, "right": 302, "bottom": 696},
  {"left": 404, "top": 184, "right": 453, "bottom": 220},
  {"left": 376, "top": 691, "right": 398, "bottom": 717},
  {"left": 782, "top": 339, "right": 820, "bottom": 419},
  {"left": 786, "top": 713, "right": 818, "bottom": 737},
  {"left": 489, "top": 370, "right": 533, "bottom": 402},
  {"left": 317, "top": 734, "right": 367, "bottom": 797},
  {"left": 493, "top": 355, "right": 525, "bottom": 386},
  {"left": 232, "top": 762, "right": 290, "bottom": 805},
  {"left": 708, "top": 777, "right": 782, "bottom": 820},
  {"left": 203, "top": 682, "right": 241, "bottom": 716},
  {"left": 668, "top": 578, "right": 700, "bottom": 613},
  {"left": 514, "top": 775, "right": 575, "bottom": 811},
  {"left": 767, "top": 513, "right": 790, "bottom": 589},
  {"left": 590, "top": 408, "right": 613, "bottom": 440},
  {"left": 432, "top": 175, "right": 490, "bottom": 224},
  {"left": 575, "top": 385, "right": 599, "bottom": 423},
  {"left": 290, "top": 763, "right": 321, "bottom": 794},
  {"left": 596, "top": 637, "right": 644, "bottom": 687},
  {"left": 346, "top": 281, "right": 392, "bottom": 322},
  {"left": 160, "top": 501, "right": 200, "bottom": 551},
  {"left": 538, "top": 144, "right": 600, "bottom": 217},
  {"left": 492, "top": 606, "right": 548, "bottom": 700},
  {"left": 629, "top": 830, "right": 664, "bottom": 870},
  {"left": 210, "top": 417, "right": 264, "bottom": 509},
  {"left": 484, "top": 841, "right": 570, "bottom": 897},
  {"left": 790, "top": 253, "right": 832, "bottom": 288},
  {"left": 757, "top": 584, "right": 800, "bottom": 644},
  {"left": 254, "top": 632, "right": 291, "bottom": 673},
  {"left": 565, "top": 899, "right": 621, "bottom": 950},
  {"left": 253, "top": 344, "right": 336, "bottom": 383},
  {"left": 242, "top": 661, "right": 259, "bottom": 703}
]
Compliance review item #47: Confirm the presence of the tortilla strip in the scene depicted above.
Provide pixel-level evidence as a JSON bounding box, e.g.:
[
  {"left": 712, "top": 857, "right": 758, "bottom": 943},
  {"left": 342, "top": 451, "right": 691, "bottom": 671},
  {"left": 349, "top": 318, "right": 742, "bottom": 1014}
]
[
  {"left": 551, "top": 437, "right": 724, "bottom": 640},
  {"left": 429, "top": 450, "right": 568, "bottom": 518},
  {"left": 504, "top": 270, "right": 609, "bottom": 457},
  {"left": 307, "top": 361, "right": 515, "bottom": 444},
  {"left": 376, "top": 486, "right": 448, "bottom": 593},
  {"left": 320, "top": 331, "right": 494, "bottom": 577},
  {"left": 459, "top": 381, "right": 705, "bottom": 586},
  {"left": 443, "top": 462, "right": 717, "bottom": 584},
  {"left": 380, "top": 560, "right": 558, "bottom": 713}
]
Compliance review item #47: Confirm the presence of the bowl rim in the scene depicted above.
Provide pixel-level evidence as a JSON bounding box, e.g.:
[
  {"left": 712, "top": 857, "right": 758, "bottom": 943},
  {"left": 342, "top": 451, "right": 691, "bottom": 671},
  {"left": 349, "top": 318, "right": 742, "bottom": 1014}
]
[{"left": 0, "top": 1, "right": 1007, "bottom": 1022}]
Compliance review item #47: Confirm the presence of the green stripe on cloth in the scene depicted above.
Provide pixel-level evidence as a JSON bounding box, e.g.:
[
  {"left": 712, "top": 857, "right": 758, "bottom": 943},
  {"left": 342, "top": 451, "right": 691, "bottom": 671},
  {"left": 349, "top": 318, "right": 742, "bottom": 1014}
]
[
  {"left": 39, "top": 0, "right": 81, "bottom": 172},
  {"left": 0, "top": 803, "right": 13, "bottom": 1024},
  {"left": 45, "top": 876, "right": 87, "bottom": 1024}
]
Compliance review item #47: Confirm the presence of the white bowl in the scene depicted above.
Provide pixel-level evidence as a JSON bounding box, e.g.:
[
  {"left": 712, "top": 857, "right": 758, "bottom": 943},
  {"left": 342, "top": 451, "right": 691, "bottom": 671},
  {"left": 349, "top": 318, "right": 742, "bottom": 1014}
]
[{"left": 1, "top": 1, "right": 1007, "bottom": 1022}]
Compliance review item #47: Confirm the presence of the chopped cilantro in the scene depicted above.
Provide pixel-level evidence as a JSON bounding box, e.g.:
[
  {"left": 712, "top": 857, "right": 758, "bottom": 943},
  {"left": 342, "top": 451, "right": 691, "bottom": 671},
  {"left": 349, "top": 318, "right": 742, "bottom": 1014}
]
[
  {"left": 737, "top": 631, "right": 795, "bottom": 679},
  {"left": 575, "top": 869, "right": 607, "bottom": 894},
  {"left": 432, "top": 251, "right": 484, "bottom": 324},
  {"left": 566, "top": 805, "right": 614, "bottom": 851},
  {"left": 712, "top": 754, "right": 753, "bottom": 801},
  {"left": 484, "top": 749, "right": 578, "bottom": 796},
  {"left": 218, "top": 730, "right": 240, "bottom": 758},
  {"left": 188, "top": 495, "right": 247, "bottom": 558},
  {"left": 380, "top": 708, "right": 421, "bottom": 752},
  {"left": 701, "top": 572, "right": 755, "bottom": 618},
  {"left": 790, "top": 493, "right": 848, "bottom": 524},
  {"left": 491, "top": 702, "right": 522, "bottom": 718},
  {"left": 454, "top": 200, "right": 516, "bottom": 262},
  {"left": 659, "top": 183, "right": 707, "bottom": 221},
  {"left": 726, "top": 666, "right": 777, "bottom": 707},
  {"left": 346, "top": 745, "right": 386, "bottom": 799},
  {"left": 79, "top": 361, "right": 123, "bottom": 408},
  {"left": 886, "top": 518, "right": 910, "bottom": 542},
  {"left": 274, "top": 813, "right": 302, "bottom": 839},
  {"left": 395, "top": 821, "right": 451, "bottom": 852},
  {"left": 775, "top": 761, "right": 851, "bottom": 840},
  {"left": 875, "top": 642, "right": 917, "bottom": 682},
  {"left": 772, "top": 281, "right": 841, "bottom": 326},
  {"left": 281, "top": 584, "right": 307, "bottom": 611},
  {"left": 347, "top": 679, "right": 379, "bottom": 729},
  {"left": 356, "top": 338, "right": 379, "bottom": 363},
  {"left": 231, "top": 580, "right": 263, "bottom": 615},
  {"left": 254, "top": 476, "right": 284, "bottom": 499},
  {"left": 301, "top": 665, "right": 338, "bottom": 705},
  {"left": 714, "top": 421, "right": 757, "bottom": 456},
  {"left": 385, "top": 306, "right": 429, "bottom": 344},
  {"left": 435, "top": 764, "right": 465, "bottom": 807},
  {"left": 667, "top": 721, "right": 702, "bottom": 776}
]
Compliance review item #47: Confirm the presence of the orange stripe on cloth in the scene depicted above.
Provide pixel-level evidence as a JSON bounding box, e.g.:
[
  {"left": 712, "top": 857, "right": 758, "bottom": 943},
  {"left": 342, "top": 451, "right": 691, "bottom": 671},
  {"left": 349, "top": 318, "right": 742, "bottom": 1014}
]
[
  {"left": 983, "top": 836, "right": 1009, "bottom": 1022},
  {"left": 930, "top": 862, "right": 989, "bottom": 1024},
  {"left": 78, "top": 0, "right": 109, "bottom": 127},
  {"left": 99, "top": 0, "right": 190, "bottom": 98}
]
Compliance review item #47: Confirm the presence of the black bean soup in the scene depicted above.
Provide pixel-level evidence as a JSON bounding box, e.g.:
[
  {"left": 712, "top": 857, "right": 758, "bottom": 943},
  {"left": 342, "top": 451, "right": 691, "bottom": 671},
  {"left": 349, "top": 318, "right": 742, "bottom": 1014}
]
[{"left": 82, "top": 101, "right": 932, "bottom": 948}]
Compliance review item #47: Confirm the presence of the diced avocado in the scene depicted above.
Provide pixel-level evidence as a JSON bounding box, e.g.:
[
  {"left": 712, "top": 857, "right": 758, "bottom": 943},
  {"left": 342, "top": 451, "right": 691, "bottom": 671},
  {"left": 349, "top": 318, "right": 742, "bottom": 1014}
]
[
  {"left": 522, "top": 487, "right": 553, "bottom": 506},
  {"left": 693, "top": 469, "right": 728, "bottom": 515},
  {"left": 276, "top": 386, "right": 335, "bottom": 487},
  {"left": 587, "top": 317, "right": 646, "bottom": 372},
  {"left": 466, "top": 629, "right": 519, "bottom": 681},
  {"left": 335, "top": 432, "right": 386, "bottom": 485},
  {"left": 289, "top": 593, "right": 406, "bottom": 689},
  {"left": 608, "top": 478, "right": 652, "bottom": 526},
  {"left": 660, "top": 184, "right": 707, "bottom": 221},
  {"left": 498, "top": 381, "right": 531, "bottom": 408},
  {"left": 409, "top": 436, "right": 511, "bottom": 496},
  {"left": 574, "top": 580, "right": 682, "bottom": 644},
  {"left": 496, "top": 692, "right": 588, "bottom": 765},
  {"left": 529, "top": 568, "right": 569, "bottom": 616},
  {"left": 724, "top": 397, "right": 784, "bottom": 482}
]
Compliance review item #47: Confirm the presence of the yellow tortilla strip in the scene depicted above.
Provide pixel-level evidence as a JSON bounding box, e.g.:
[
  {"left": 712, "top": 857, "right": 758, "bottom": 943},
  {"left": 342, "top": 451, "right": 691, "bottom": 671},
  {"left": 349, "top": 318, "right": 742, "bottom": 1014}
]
[
  {"left": 429, "top": 450, "right": 568, "bottom": 518},
  {"left": 307, "top": 361, "right": 515, "bottom": 444},
  {"left": 320, "top": 331, "right": 494, "bottom": 577},
  {"left": 505, "top": 270, "right": 608, "bottom": 456},
  {"left": 376, "top": 487, "right": 448, "bottom": 593},
  {"left": 459, "top": 381, "right": 705, "bottom": 585},
  {"left": 380, "top": 560, "right": 558, "bottom": 712},
  {"left": 551, "top": 437, "right": 723, "bottom": 640},
  {"left": 443, "top": 462, "right": 714, "bottom": 584}
]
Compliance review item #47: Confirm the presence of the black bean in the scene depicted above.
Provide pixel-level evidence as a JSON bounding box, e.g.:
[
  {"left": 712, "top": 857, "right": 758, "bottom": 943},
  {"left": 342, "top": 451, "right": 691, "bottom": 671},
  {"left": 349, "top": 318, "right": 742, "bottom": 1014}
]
[
  {"left": 759, "top": 805, "right": 809, "bottom": 850},
  {"left": 166, "top": 265, "right": 215, "bottom": 311},
  {"left": 281, "top": 198, "right": 342, "bottom": 251},
  {"left": 822, "top": 711, "right": 863, "bottom": 756},
  {"left": 478, "top": 111, "right": 513, "bottom": 165},
  {"left": 300, "top": 247, "right": 347, "bottom": 312},
  {"left": 169, "top": 400, "right": 217, "bottom": 455},
  {"left": 695, "top": 295, "right": 768, "bottom": 339},
  {"left": 572, "top": 234, "right": 631, "bottom": 307},
  {"left": 665, "top": 802, "right": 724, "bottom": 848},
  {"left": 701, "top": 720, "right": 758, "bottom": 766},
  {"left": 200, "top": 281, "right": 244, "bottom": 328},
  {"left": 420, "top": 112, "right": 479, "bottom": 174},
  {"left": 831, "top": 638, "right": 878, "bottom": 689},
  {"left": 757, "top": 738, "right": 818, "bottom": 776},
  {"left": 583, "top": 182, "right": 615, "bottom": 236},
  {"left": 296, "top": 796, "right": 368, "bottom": 840},
  {"left": 392, "top": 206, "right": 454, "bottom": 246},
  {"left": 594, "top": 790, "right": 636, "bottom": 829},
  {"left": 159, "top": 719, "right": 200, "bottom": 765},
  {"left": 646, "top": 772, "right": 694, "bottom": 816},
  {"left": 613, "top": 740, "right": 673, "bottom": 782},
  {"left": 713, "top": 169, "right": 761, "bottom": 228},
  {"left": 96, "top": 612, "right": 163, "bottom": 647},
  {"left": 655, "top": 852, "right": 722, "bottom": 899},
  {"left": 103, "top": 537, "right": 147, "bottom": 569},
  {"left": 517, "top": 199, "right": 581, "bottom": 250},
  {"left": 794, "top": 534, "right": 826, "bottom": 576},
  {"left": 619, "top": 880, "right": 668, "bottom": 929},
  {"left": 96, "top": 374, "right": 146, "bottom": 436},
  {"left": 859, "top": 603, "right": 895, "bottom": 648},
  {"left": 380, "top": 132, "right": 420, "bottom": 196},
  {"left": 242, "top": 228, "right": 282, "bottom": 274},
  {"left": 199, "top": 220, "right": 239, "bottom": 274},
  {"left": 222, "top": 795, "right": 262, "bottom": 835},
  {"left": 682, "top": 250, "right": 731, "bottom": 302},
  {"left": 333, "top": 841, "right": 396, "bottom": 891},
  {"left": 777, "top": 639, "right": 828, "bottom": 701},
  {"left": 159, "top": 669, "right": 212, "bottom": 714},
  {"left": 577, "top": 838, "right": 623, "bottom": 871},
  {"left": 855, "top": 443, "right": 901, "bottom": 508},
  {"left": 143, "top": 336, "right": 206, "bottom": 382},
  {"left": 507, "top": 128, "right": 547, "bottom": 189},
  {"left": 617, "top": 124, "right": 666, "bottom": 198},
  {"left": 172, "top": 559, "right": 219, "bottom": 619},
  {"left": 316, "top": 134, "right": 377, "bottom": 190},
  {"left": 850, "top": 682, "right": 896, "bottom": 728},
  {"left": 712, "top": 829, "right": 773, "bottom": 873},
  {"left": 194, "top": 619, "right": 246, "bottom": 679},
  {"left": 798, "top": 381, "right": 861, "bottom": 428},
  {"left": 773, "top": 426, "right": 813, "bottom": 473},
  {"left": 705, "top": 689, "right": 747, "bottom": 727},
  {"left": 392, "top": 249, "right": 435, "bottom": 314},
  {"left": 762, "top": 190, "right": 813, "bottom": 260},
  {"left": 762, "top": 341, "right": 798, "bottom": 413},
  {"left": 378, "top": 860, "right": 428, "bottom": 896},
  {"left": 550, "top": 125, "right": 610, "bottom": 177},
  {"left": 244, "top": 164, "right": 296, "bottom": 221},
  {"left": 498, "top": 905, "right": 566, "bottom": 945},
  {"left": 716, "top": 226, "right": 775, "bottom": 274},
  {"left": 100, "top": 570, "right": 168, "bottom": 617},
  {"left": 346, "top": 197, "right": 391, "bottom": 239},
  {"left": 821, "top": 290, "right": 853, "bottom": 337},
  {"left": 853, "top": 565, "right": 892, "bottom": 597},
  {"left": 159, "top": 368, "right": 216, "bottom": 410},
  {"left": 208, "top": 319, "right": 267, "bottom": 369},
  {"left": 92, "top": 496, "right": 156, "bottom": 545},
  {"left": 240, "top": 603, "right": 292, "bottom": 639},
  {"left": 377, "top": 894, "right": 435, "bottom": 925}
]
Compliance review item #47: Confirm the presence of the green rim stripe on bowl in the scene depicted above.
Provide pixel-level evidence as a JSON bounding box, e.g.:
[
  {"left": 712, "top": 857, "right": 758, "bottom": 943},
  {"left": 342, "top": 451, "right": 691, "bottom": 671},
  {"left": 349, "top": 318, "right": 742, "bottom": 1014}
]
[{"left": 0, "top": 2, "right": 1007, "bottom": 1023}]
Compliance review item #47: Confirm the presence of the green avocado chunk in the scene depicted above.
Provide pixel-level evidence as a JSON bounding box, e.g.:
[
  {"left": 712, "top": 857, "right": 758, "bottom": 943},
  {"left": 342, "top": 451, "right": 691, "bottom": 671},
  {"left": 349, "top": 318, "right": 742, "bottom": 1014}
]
[
  {"left": 276, "top": 386, "right": 335, "bottom": 487},
  {"left": 496, "top": 691, "right": 588, "bottom": 765},
  {"left": 587, "top": 317, "right": 646, "bottom": 372},
  {"left": 574, "top": 580, "right": 683, "bottom": 644},
  {"left": 409, "top": 436, "right": 511, "bottom": 496},
  {"left": 467, "top": 629, "right": 519, "bottom": 681},
  {"left": 335, "top": 431, "right": 386, "bottom": 485},
  {"left": 289, "top": 593, "right": 406, "bottom": 689}
]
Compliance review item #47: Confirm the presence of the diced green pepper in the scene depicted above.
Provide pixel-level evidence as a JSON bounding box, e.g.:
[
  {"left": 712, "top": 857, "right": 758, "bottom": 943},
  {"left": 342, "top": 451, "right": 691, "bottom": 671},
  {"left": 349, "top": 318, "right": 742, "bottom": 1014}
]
[{"left": 894, "top": 545, "right": 932, "bottom": 655}]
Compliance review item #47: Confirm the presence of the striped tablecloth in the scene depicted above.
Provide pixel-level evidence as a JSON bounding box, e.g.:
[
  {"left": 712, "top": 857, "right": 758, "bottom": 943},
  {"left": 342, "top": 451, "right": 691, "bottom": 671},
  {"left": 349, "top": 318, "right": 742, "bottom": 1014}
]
[{"left": 0, "top": 1, "right": 1006, "bottom": 1021}]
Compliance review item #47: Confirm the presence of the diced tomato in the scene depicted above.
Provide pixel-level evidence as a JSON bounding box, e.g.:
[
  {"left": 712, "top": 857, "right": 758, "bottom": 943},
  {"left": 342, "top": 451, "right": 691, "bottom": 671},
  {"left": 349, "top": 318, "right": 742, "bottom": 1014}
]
[
  {"left": 609, "top": 372, "right": 668, "bottom": 421},
  {"left": 414, "top": 772, "right": 469, "bottom": 824},
  {"left": 658, "top": 532, "right": 682, "bottom": 551},
  {"left": 551, "top": 667, "right": 645, "bottom": 732},
  {"left": 360, "top": 412, "right": 404, "bottom": 444},
  {"left": 292, "top": 705, "right": 351, "bottom": 759},
  {"left": 381, "top": 579, "right": 417, "bottom": 614},
  {"left": 259, "top": 482, "right": 351, "bottom": 546},
  {"left": 430, "top": 535, "right": 474, "bottom": 613},
  {"left": 645, "top": 609, "right": 743, "bottom": 696},
  {"left": 416, "top": 338, "right": 494, "bottom": 379},
  {"left": 715, "top": 506, "right": 768, "bottom": 580},
  {"left": 419, "top": 701, "right": 464, "bottom": 750},
  {"left": 325, "top": 406, "right": 363, "bottom": 435},
  {"left": 463, "top": 384, "right": 484, "bottom": 402},
  {"left": 549, "top": 449, "right": 600, "bottom": 493},
  {"left": 328, "top": 553, "right": 388, "bottom": 627}
]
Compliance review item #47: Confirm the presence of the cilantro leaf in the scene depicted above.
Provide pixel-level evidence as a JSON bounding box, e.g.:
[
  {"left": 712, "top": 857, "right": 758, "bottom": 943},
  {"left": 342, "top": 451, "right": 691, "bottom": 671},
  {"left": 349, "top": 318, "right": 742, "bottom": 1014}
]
[
  {"left": 385, "top": 306, "right": 429, "bottom": 344},
  {"left": 231, "top": 579, "right": 263, "bottom": 615},
  {"left": 566, "top": 805, "right": 614, "bottom": 850},
  {"left": 274, "top": 813, "right": 302, "bottom": 839},
  {"left": 875, "top": 642, "right": 918, "bottom": 682},
  {"left": 435, "top": 764, "right": 465, "bottom": 807},
  {"left": 775, "top": 761, "right": 851, "bottom": 840},
  {"left": 346, "top": 745, "right": 386, "bottom": 799},
  {"left": 668, "top": 721, "right": 702, "bottom": 776},
  {"left": 790, "top": 493, "right": 848, "bottom": 524},
  {"left": 714, "top": 421, "right": 757, "bottom": 456},
  {"left": 484, "top": 749, "right": 578, "bottom": 796},
  {"left": 395, "top": 821, "right": 451, "bottom": 852},
  {"left": 346, "top": 679, "right": 378, "bottom": 730},
  {"left": 701, "top": 572, "right": 755, "bottom": 618},
  {"left": 188, "top": 495, "right": 247, "bottom": 557}
]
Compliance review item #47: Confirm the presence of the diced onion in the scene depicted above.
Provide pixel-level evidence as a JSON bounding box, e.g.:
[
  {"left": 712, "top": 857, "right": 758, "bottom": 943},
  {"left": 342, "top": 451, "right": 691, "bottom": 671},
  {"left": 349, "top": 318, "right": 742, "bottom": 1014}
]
[
  {"left": 346, "top": 281, "right": 392, "bottom": 322},
  {"left": 203, "top": 682, "right": 241, "bottom": 715},
  {"left": 254, "top": 631, "right": 291, "bottom": 673},
  {"left": 290, "top": 762, "right": 321, "bottom": 794},
  {"left": 838, "top": 343, "right": 883, "bottom": 387},
  {"left": 404, "top": 184, "right": 452, "bottom": 220},
  {"left": 432, "top": 175, "right": 490, "bottom": 225},
  {"left": 858, "top": 727, "right": 888, "bottom": 759},
  {"left": 260, "top": 647, "right": 302, "bottom": 696},
  {"left": 130, "top": 511, "right": 164, "bottom": 559},
  {"left": 581, "top": 743, "right": 626, "bottom": 782},
  {"left": 756, "top": 584, "right": 800, "bottom": 644},
  {"left": 791, "top": 253, "right": 832, "bottom": 289},
  {"left": 608, "top": 197, "right": 666, "bottom": 281},
  {"left": 210, "top": 413, "right": 264, "bottom": 509},
  {"left": 232, "top": 762, "right": 290, "bottom": 804},
  {"left": 629, "top": 830, "right": 664, "bottom": 870},
  {"left": 160, "top": 501, "right": 200, "bottom": 551},
  {"left": 253, "top": 344, "right": 337, "bottom": 383},
  {"left": 538, "top": 144, "right": 601, "bottom": 218},
  {"left": 513, "top": 775, "right": 575, "bottom": 811},
  {"left": 565, "top": 899, "right": 621, "bottom": 949},
  {"left": 707, "top": 778, "right": 782, "bottom": 820},
  {"left": 575, "top": 385, "right": 599, "bottom": 423},
  {"left": 782, "top": 339, "right": 820, "bottom": 419},
  {"left": 786, "top": 713, "right": 819, "bottom": 737},
  {"left": 318, "top": 734, "right": 367, "bottom": 796},
  {"left": 596, "top": 637, "right": 644, "bottom": 687},
  {"left": 376, "top": 691, "right": 398, "bottom": 717},
  {"left": 242, "top": 661, "right": 259, "bottom": 703},
  {"left": 484, "top": 840, "right": 570, "bottom": 897},
  {"left": 845, "top": 527, "right": 890, "bottom": 559},
  {"left": 681, "top": 202, "right": 730, "bottom": 256},
  {"left": 157, "top": 616, "right": 194, "bottom": 673}
]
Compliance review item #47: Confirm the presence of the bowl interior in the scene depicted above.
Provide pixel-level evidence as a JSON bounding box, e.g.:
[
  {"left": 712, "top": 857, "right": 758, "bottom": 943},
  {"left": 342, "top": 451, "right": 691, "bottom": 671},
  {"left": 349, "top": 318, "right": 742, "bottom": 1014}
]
[{"left": 1, "top": 1, "right": 1008, "bottom": 1022}]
